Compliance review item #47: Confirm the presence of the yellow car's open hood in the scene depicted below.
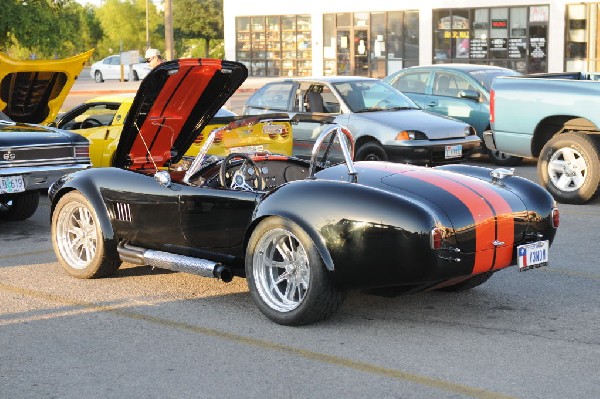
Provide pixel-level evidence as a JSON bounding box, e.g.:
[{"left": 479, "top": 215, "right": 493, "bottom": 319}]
[{"left": 0, "top": 49, "right": 93, "bottom": 124}]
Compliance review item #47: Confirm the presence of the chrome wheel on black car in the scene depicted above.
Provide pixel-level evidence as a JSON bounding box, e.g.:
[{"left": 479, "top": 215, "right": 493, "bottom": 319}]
[
  {"left": 246, "top": 217, "right": 346, "bottom": 325},
  {"left": 51, "top": 191, "right": 120, "bottom": 278}
]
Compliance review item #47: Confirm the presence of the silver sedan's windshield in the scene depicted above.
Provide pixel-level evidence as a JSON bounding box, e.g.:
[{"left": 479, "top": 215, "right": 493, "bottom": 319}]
[{"left": 332, "top": 80, "right": 420, "bottom": 113}]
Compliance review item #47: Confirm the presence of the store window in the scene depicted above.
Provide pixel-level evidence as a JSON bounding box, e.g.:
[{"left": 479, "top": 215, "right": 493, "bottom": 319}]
[
  {"left": 432, "top": 6, "right": 548, "bottom": 74},
  {"left": 323, "top": 11, "right": 419, "bottom": 78},
  {"left": 235, "top": 15, "right": 312, "bottom": 77},
  {"left": 565, "top": 3, "right": 600, "bottom": 72}
]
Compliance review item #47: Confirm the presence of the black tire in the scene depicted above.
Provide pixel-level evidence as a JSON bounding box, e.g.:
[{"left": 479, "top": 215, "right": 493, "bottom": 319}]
[
  {"left": 94, "top": 70, "right": 104, "bottom": 83},
  {"left": 0, "top": 191, "right": 40, "bottom": 221},
  {"left": 246, "top": 216, "right": 346, "bottom": 325},
  {"left": 486, "top": 148, "right": 523, "bottom": 166},
  {"left": 537, "top": 132, "right": 600, "bottom": 204},
  {"left": 133, "top": 71, "right": 139, "bottom": 81},
  {"left": 51, "top": 191, "right": 121, "bottom": 278},
  {"left": 355, "top": 141, "right": 388, "bottom": 161},
  {"left": 436, "top": 272, "right": 494, "bottom": 292}
]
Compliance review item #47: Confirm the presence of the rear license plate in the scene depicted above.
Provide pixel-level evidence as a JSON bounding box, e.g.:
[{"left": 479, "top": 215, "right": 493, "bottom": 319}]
[
  {"left": 0, "top": 175, "right": 25, "bottom": 194},
  {"left": 517, "top": 240, "right": 549, "bottom": 271},
  {"left": 445, "top": 145, "right": 462, "bottom": 159}
]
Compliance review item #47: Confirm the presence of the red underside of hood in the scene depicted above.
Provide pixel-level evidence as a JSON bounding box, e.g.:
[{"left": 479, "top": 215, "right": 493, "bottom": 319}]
[{"left": 113, "top": 58, "right": 248, "bottom": 170}]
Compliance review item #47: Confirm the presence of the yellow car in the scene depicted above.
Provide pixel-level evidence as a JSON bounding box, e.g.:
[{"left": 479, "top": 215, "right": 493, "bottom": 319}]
[{"left": 53, "top": 94, "right": 292, "bottom": 167}]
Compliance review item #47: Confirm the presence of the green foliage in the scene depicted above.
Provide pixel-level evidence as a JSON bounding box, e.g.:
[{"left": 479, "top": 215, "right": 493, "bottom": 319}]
[
  {"left": 173, "top": 0, "right": 223, "bottom": 57},
  {"left": 1, "top": 0, "right": 225, "bottom": 61}
]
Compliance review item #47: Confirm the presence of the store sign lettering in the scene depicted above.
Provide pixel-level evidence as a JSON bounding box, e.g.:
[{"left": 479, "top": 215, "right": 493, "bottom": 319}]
[{"left": 443, "top": 31, "right": 470, "bottom": 39}]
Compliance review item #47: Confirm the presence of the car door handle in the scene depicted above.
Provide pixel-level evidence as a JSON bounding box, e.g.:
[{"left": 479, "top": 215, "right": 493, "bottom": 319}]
[{"left": 427, "top": 101, "right": 438, "bottom": 107}]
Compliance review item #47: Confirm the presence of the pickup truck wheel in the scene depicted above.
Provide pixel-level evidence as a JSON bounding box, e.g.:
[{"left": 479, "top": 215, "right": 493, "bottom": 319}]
[
  {"left": 51, "top": 191, "right": 121, "bottom": 278},
  {"left": 246, "top": 216, "right": 346, "bottom": 325},
  {"left": 133, "top": 71, "right": 139, "bottom": 81},
  {"left": 0, "top": 191, "right": 40, "bottom": 221},
  {"left": 538, "top": 132, "right": 600, "bottom": 204},
  {"left": 486, "top": 148, "right": 523, "bottom": 166}
]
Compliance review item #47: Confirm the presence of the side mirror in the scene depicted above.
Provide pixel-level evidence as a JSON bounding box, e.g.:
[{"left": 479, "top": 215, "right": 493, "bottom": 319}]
[{"left": 459, "top": 89, "right": 481, "bottom": 101}]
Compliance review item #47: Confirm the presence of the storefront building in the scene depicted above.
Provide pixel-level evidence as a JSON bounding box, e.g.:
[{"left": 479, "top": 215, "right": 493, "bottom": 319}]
[{"left": 223, "top": 1, "right": 600, "bottom": 77}]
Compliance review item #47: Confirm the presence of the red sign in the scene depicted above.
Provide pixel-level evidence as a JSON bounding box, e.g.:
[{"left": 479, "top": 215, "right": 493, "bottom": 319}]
[{"left": 492, "top": 19, "right": 508, "bottom": 29}]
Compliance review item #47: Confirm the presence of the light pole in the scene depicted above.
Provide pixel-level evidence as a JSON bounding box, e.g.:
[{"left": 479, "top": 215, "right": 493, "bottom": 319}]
[
  {"left": 164, "top": 0, "right": 174, "bottom": 60},
  {"left": 145, "top": 0, "right": 150, "bottom": 49}
]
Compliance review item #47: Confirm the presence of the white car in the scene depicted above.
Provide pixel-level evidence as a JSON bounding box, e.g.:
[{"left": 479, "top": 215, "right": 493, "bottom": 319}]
[{"left": 90, "top": 55, "right": 151, "bottom": 83}]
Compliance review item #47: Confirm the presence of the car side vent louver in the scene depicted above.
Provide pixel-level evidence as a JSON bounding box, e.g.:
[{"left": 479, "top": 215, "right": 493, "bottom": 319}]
[{"left": 114, "top": 202, "right": 132, "bottom": 222}]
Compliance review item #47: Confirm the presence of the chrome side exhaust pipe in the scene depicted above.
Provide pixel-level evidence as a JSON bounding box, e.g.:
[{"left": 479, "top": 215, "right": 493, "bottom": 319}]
[{"left": 117, "top": 242, "right": 233, "bottom": 282}]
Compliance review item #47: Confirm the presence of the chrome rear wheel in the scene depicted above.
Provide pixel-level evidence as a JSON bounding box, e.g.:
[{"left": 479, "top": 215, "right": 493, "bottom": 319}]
[
  {"left": 252, "top": 228, "right": 310, "bottom": 312},
  {"left": 246, "top": 217, "right": 346, "bottom": 325}
]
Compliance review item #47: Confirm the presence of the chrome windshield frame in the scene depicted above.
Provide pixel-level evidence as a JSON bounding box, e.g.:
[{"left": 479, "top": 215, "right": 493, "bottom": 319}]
[{"left": 308, "top": 124, "right": 356, "bottom": 179}]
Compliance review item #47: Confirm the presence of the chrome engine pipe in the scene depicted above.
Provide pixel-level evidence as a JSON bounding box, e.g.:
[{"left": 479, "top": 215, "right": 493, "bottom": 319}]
[{"left": 117, "top": 242, "right": 233, "bottom": 282}]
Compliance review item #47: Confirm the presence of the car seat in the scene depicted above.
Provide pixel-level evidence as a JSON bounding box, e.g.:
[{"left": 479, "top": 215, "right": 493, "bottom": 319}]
[{"left": 305, "top": 91, "right": 325, "bottom": 113}]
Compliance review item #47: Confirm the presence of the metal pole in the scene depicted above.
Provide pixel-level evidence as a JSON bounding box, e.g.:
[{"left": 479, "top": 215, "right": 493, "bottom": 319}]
[
  {"left": 145, "top": 0, "right": 150, "bottom": 49},
  {"left": 164, "top": 0, "right": 174, "bottom": 60}
]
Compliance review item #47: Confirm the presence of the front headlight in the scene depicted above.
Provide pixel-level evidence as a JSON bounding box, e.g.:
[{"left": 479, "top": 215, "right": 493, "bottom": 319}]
[{"left": 395, "top": 130, "right": 428, "bottom": 140}]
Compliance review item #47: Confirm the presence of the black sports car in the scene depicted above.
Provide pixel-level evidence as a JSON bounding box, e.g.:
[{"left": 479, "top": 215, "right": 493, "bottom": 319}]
[{"left": 49, "top": 59, "right": 559, "bottom": 325}]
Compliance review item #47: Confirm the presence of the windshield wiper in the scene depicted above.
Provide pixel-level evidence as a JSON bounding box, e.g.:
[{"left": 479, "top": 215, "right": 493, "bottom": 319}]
[{"left": 386, "top": 106, "right": 419, "bottom": 111}]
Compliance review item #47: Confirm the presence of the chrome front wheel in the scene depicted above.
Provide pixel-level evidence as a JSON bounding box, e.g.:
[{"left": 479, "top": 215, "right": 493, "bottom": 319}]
[
  {"left": 55, "top": 200, "right": 98, "bottom": 270},
  {"left": 51, "top": 191, "right": 121, "bottom": 278}
]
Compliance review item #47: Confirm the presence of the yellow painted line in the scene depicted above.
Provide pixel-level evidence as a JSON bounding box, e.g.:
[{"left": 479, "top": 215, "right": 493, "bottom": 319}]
[
  {"left": 0, "top": 249, "right": 54, "bottom": 260},
  {"left": 0, "top": 282, "right": 515, "bottom": 399}
]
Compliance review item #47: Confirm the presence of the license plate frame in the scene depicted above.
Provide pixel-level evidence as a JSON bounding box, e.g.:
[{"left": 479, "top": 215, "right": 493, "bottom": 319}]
[
  {"left": 0, "top": 175, "right": 25, "bottom": 194},
  {"left": 445, "top": 144, "right": 462, "bottom": 159},
  {"left": 517, "top": 240, "right": 549, "bottom": 271}
]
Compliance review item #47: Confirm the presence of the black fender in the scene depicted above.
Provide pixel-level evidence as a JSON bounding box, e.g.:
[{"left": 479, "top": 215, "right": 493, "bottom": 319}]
[
  {"left": 252, "top": 179, "right": 441, "bottom": 287},
  {"left": 49, "top": 168, "right": 119, "bottom": 249}
]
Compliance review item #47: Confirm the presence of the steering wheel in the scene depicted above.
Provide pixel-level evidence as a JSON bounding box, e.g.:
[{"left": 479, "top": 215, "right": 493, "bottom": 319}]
[
  {"left": 219, "top": 153, "right": 265, "bottom": 191},
  {"left": 81, "top": 118, "right": 103, "bottom": 129}
]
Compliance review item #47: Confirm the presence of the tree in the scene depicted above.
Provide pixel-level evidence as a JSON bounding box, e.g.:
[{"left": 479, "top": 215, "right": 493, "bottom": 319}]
[
  {"left": 173, "top": 0, "right": 223, "bottom": 58},
  {"left": 1, "top": 0, "right": 101, "bottom": 58},
  {"left": 94, "top": 0, "right": 163, "bottom": 60}
]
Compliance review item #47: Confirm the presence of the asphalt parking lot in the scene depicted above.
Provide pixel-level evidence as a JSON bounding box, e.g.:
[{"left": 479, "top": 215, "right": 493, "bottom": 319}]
[{"left": 1, "top": 76, "right": 599, "bottom": 398}]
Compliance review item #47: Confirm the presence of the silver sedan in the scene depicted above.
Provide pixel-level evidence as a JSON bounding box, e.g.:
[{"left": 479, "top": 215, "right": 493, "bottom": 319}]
[{"left": 243, "top": 77, "right": 480, "bottom": 164}]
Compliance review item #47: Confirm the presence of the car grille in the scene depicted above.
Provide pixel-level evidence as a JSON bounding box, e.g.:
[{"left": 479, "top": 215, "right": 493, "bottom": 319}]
[{"left": 0, "top": 145, "right": 76, "bottom": 168}]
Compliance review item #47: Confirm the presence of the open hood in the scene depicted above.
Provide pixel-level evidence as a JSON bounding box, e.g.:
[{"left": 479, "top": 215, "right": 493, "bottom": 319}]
[
  {"left": 0, "top": 49, "right": 93, "bottom": 124},
  {"left": 113, "top": 59, "right": 248, "bottom": 170}
]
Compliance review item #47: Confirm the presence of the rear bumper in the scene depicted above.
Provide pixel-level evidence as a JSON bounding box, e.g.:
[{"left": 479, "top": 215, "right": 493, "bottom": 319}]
[
  {"left": 384, "top": 136, "right": 481, "bottom": 165},
  {"left": 482, "top": 129, "right": 497, "bottom": 150},
  {"left": 0, "top": 163, "right": 91, "bottom": 193}
]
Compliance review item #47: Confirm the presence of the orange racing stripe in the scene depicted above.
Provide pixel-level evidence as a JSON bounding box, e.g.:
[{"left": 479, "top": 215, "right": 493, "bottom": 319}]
[
  {"left": 406, "top": 170, "right": 496, "bottom": 274},
  {"left": 445, "top": 174, "right": 515, "bottom": 270}
]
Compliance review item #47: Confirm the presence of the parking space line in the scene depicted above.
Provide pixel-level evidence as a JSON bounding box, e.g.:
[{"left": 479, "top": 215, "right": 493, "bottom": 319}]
[
  {"left": 0, "top": 249, "right": 54, "bottom": 260},
  {"left": 0, "top": 282, "right": 516, "bottom": 399}
]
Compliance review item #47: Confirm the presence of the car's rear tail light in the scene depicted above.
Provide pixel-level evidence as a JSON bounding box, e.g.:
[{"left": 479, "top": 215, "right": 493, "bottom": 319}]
[
  {"left": 75, "top": 146, "right": 89, "bottom": 158},
  {"left": 490, "top": 89, "right": 495, "bottom": 123},
  {"left": 430, "top": 227, "right": 443, "bottom": 250},
  {"left": 552, "top": 207, "right": 560, "bottom": 228},
  {"left": 264, "top": 124, "right": 290, "bottom": 139},
  {"left": 194, "top": 132, "right": 204, "bottom": 144}
]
